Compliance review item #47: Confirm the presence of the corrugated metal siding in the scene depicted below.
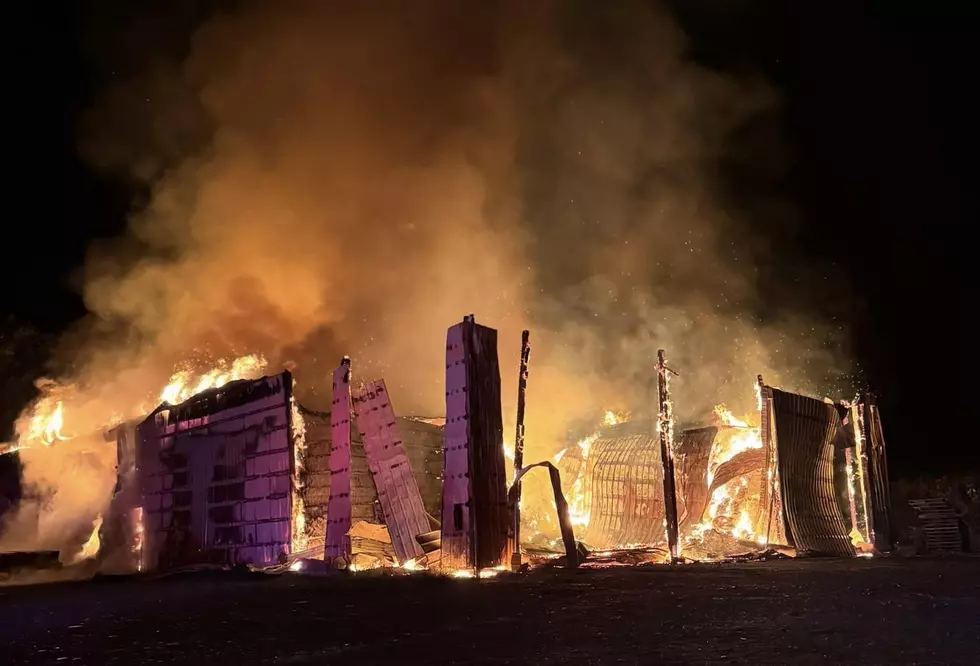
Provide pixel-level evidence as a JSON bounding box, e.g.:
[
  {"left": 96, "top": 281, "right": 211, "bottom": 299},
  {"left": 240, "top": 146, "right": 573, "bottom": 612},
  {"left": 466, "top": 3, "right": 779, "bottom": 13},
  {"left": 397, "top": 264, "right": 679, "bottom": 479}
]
[
  {"left": 674, "top": 427, "right": 716, "bottom": 534},
  {"left": 769, "top": 389, "right": 854, "bottom": 557},
  {"left": 137, "top": 374, "right": 293, "bottom": 571},
  {"left": 353, "top": 380, "right": 429, "bottom": 563},
  {"left": 586, "top": 434, "right": 663, "bottom": 549}
]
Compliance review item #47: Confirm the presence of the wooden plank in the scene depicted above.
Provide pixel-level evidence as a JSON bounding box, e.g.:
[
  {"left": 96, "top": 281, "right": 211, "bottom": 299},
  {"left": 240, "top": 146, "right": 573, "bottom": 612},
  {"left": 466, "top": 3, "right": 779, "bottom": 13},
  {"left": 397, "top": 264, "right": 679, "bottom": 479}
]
[
  {"left": 352, "top": 379, "right": 429, "bottom": 563},
  {"left": 324, "top": 360, "right": 353, "bottom": 563}
]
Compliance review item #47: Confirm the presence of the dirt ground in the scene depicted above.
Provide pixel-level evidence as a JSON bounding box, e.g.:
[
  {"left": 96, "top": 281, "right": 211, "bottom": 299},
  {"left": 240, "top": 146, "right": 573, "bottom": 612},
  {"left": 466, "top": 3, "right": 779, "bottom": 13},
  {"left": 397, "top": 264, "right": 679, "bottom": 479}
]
[{"left": 2, "top": 557, "right": 978, "bottom": 665}]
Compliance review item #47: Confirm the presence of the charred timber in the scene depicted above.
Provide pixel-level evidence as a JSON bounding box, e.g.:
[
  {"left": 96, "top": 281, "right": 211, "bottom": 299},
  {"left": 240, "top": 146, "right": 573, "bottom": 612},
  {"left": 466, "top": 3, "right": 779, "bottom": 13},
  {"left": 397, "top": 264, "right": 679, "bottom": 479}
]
[
  {"left": 657, "top": 350, "right": 680, "bottom": 560},
  {"left": 510, "top": 330, "right": 530, "bottom": 568}
]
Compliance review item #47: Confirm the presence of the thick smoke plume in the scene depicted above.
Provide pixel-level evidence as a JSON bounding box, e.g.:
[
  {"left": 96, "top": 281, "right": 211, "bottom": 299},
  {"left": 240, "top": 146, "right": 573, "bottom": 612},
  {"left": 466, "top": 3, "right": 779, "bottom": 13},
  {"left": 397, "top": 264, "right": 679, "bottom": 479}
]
[{"left": 3, "top": 1, "right": 852, "bottom": 554}]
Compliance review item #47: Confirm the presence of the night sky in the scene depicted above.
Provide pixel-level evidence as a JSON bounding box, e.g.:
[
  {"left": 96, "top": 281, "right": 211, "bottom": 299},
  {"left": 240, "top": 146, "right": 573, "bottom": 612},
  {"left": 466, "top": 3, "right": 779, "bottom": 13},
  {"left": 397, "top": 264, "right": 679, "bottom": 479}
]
[{"left": 7, "top": 1, "right": 976, "bottom": 477}]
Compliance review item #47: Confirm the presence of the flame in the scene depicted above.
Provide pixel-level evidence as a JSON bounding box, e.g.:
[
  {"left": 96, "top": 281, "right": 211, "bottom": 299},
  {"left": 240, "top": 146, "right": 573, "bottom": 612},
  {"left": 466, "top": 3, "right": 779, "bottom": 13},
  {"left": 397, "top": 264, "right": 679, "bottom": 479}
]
[
  {"left": 25, "top": 398, "right": 70, "bottom": 445},
  {"left": 74, "top": 514, "right": 103, "bottom": 562},
  {"left": 706, "top": 405, "right": 763, "bottom": 486},
  {"left": 289, "top": 397, "right": 308, "bottom": 553},
  {"left": 12, "top": 354, "right": 269, "bottom": 453},
  {"left": 401, "top": 558, "right": 421, "bottom": 571},
  {"left": 603, "top": 410, "right": 629, "bottom": 426},
  {"left": 732, "top": 510, "right": 754, "bottom": 540},
  {"left": 133, "top": 507, "right": 144, "bottom": 572},
  {"left": 566, "top": 432, "right": 598, "bottom": 528},
  {"left": 289, "top": 560, "right": 303, "bottom": 571},
  {"left": 713, "top": 405, "right": 749, "bottom": 428},
  {"left": 160, "top": 354, "right": 267, "bottom": 405}
]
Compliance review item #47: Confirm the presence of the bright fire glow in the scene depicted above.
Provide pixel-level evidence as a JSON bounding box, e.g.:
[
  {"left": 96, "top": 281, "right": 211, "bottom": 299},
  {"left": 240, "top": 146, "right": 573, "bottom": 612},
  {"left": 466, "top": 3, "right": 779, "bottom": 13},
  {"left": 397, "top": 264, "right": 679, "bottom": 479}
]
[
  {"left": 160, "top": 354, "right": 267, "bottom": 405},
  {"left": 26, "top": 398, "right": 70, "bottom": 445},
  {"left": 75, "top": 514, "right": 103, "bottom": 562},
  {"left": 567, "top": 432, "right": 598, "bottom": 528},
  {"left": 603, "top": 410, "right": 629, "bottom": 426},
  {"left": 13, "top": 354, "right": 269, "bottom": 452}
]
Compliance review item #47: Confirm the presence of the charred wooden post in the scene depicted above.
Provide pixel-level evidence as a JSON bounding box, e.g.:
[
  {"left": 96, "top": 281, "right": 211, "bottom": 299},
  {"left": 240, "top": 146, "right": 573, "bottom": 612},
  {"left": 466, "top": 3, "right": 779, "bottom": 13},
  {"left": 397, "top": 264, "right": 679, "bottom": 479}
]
[
  {"left": 324, "top": 357, "right": 353, "bottom": 565},
  {"left": 441, "top": 315, "right": 510, "bottom": 572},
  {"left": 510, "top": 329, "right": 531, "bottom": 570},
  {"left": 859, "top": 391, "right": 893, "bottom": 551},
  {"left": 656, "top": 349, "right": 680, "bottom": 561},
  {"left": 509, "top": 461, "right": 578, "bottom": 568}
]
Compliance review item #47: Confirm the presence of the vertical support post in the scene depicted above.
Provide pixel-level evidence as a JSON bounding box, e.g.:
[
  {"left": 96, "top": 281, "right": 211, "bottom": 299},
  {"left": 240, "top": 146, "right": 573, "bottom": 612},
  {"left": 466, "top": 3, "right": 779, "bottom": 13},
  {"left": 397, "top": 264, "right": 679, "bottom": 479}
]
[
  {"left": 324, "top": 357, "right": 353, "bottom": 565},
  {"left": 511, "top": 330, "right": 531, "bottom": 570},
  {"left": 657, "top": 349, "right": 680, "bottom": 561}
]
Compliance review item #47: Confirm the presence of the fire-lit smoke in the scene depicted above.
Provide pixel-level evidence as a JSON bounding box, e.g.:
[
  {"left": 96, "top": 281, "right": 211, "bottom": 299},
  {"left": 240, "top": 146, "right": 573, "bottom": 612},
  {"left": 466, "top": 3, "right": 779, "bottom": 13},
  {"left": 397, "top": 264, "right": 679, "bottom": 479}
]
[{"left": 4, "top": 1, "right": 853, "bottom": 556}]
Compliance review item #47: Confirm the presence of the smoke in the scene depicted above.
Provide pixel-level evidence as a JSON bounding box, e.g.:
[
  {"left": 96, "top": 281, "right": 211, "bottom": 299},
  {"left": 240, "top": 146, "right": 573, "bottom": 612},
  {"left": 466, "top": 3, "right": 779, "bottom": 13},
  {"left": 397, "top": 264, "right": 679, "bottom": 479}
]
[{"left": 3, "top": 1, "right": 853, "bottom": 554}]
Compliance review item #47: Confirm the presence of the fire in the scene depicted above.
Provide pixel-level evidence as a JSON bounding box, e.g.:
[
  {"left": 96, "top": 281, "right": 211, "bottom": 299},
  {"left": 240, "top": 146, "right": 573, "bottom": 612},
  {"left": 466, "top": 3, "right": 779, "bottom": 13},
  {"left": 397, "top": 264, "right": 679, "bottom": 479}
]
[
  {"left": 289, "top": 397, "right": 308, "bottom": 553},
  {"left": 566, "top": 432, "right": 598, "bottom": 528},
  {"left": 74, "top": 515, "right": 103, "bottom": 563},
  {"left": 25, "top": 398, "right": 70, "bottom": 445},
  {"left": 707, "top": 405, "right": 763, "bottom": 486},
  {"left": 713, "top": 405, "right": 749, "bottom": 428},
  {"left": 603, "top": 410, "right": 629, "bottom": 426},
  {"left": 732, "top": 510, "right": 754, "bottom": 540},
  {"left": 160, "top": 354, "right": 267, "bottom": 405},
  {"left": 11, "top": 354, "right": 270, "bottom": 453}
]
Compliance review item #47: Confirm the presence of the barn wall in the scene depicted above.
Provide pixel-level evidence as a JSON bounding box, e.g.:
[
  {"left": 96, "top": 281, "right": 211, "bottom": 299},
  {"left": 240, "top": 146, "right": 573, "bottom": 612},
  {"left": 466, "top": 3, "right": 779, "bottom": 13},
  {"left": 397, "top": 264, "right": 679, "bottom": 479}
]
[
  {"left": 137, "top": 373, "right": 293, "bottom": 571},
  {"left": 301, "top": 412, "right": 441, "bottom": 555},
  {"left": 301, "top": 408, "right": 379, "bottom": 555}
]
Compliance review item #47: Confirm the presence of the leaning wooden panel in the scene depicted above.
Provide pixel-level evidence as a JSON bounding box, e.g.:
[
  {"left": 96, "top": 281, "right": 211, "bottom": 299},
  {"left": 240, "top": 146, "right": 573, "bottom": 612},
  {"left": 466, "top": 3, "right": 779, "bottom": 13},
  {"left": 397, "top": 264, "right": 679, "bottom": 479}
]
[
  {"left": 352, "top": 379, "right": 428, "bottom": 563},
  {"left": 440, "top": 316, "right": 509, "bottom": 571},
  {"left": 324, "top": 360, "right": 353, "bottom": 563}
]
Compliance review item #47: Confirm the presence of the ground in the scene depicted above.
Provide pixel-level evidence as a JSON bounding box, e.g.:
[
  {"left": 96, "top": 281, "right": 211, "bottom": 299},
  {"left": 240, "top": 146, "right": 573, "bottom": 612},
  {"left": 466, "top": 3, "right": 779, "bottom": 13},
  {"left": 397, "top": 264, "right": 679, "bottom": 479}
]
[{"left": 2, "top": 558, "right": 978, "bottom": 665}]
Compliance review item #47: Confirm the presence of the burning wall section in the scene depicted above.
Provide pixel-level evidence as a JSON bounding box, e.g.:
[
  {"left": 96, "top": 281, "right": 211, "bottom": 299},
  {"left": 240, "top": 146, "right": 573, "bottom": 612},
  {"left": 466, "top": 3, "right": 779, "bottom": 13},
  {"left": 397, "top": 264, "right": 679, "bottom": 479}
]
[{"left": 137, "top": 373, "right": 295, "bottom": 570}]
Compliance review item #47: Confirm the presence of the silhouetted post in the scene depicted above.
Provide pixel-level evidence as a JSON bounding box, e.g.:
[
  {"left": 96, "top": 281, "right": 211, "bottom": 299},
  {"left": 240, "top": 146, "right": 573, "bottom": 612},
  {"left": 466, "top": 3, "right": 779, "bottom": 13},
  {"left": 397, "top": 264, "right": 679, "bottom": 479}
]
[
  {"left": 657, "top": 349, "right": 680, "bottom": 561},
  {"left": 511, "top": 330, "right": 531, "bottom": 570}
]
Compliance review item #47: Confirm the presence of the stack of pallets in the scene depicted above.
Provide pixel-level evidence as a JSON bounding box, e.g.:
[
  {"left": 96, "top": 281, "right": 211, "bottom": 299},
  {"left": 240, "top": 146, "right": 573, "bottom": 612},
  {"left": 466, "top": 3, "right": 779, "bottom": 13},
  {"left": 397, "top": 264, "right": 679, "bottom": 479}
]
[{"left": 909, "top": 498, "right": 963, "bottom": 552}]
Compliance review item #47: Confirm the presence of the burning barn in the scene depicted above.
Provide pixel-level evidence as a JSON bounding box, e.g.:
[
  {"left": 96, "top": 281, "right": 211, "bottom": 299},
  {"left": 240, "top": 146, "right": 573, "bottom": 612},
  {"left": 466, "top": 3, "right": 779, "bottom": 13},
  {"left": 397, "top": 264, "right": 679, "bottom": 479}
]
[
  {"left": 99, "top": 370, "right": 443, "bottom": 573},
  {"left": 4, "top": 315, "right": 894, "bottom": 578},
  {"left": 542, "top": 378, "right": 892, "bottom": 561}
]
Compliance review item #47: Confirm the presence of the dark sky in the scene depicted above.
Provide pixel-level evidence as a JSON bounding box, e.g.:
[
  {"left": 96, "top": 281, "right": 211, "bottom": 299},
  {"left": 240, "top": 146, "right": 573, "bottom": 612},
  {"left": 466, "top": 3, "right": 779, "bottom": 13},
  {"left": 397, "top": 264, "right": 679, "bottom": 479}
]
[{"left": 7, "top": 1, "right": 976, "bottom": 477}]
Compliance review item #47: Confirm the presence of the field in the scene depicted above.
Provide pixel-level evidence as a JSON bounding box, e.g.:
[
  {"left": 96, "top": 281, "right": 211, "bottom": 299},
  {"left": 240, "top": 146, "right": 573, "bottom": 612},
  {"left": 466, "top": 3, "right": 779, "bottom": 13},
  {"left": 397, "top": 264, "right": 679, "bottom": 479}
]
[{"left": 2, "top": 557, "right": 978, "bottom": 665}]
